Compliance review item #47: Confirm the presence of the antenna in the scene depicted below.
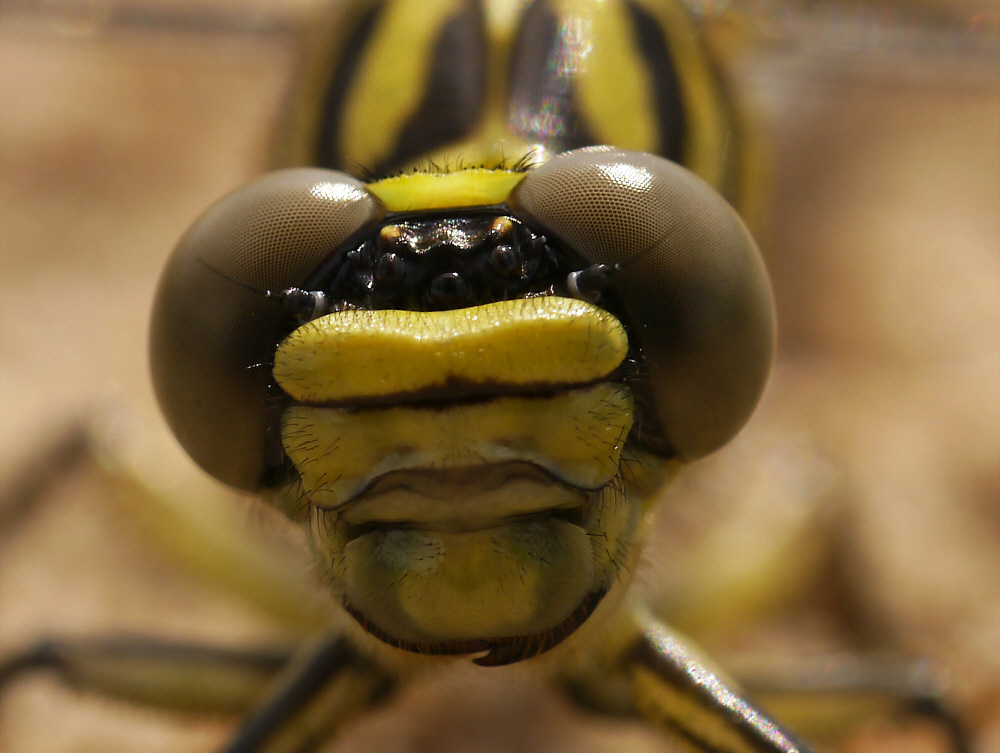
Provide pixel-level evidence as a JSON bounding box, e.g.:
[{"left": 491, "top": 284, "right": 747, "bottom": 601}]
[
  {"left": 564, "top": 227, "right": 669, "bottom": 302},
  {"left": 197, "top": 257, "right": 328, "bottom": 322}
]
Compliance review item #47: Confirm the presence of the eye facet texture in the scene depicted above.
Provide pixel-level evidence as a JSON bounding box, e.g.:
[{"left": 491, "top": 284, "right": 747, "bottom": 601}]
[
  {"left": 510, "top": 146, "right": 775, "bottom": 458},
  {"left": 150, "top": 168, "right": 383, "bottom": 489}
]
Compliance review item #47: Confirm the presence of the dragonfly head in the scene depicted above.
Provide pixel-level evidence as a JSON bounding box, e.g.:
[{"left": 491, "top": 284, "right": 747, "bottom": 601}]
[{"left": 150, "top": 147, "right": 773, "bottom": 663}]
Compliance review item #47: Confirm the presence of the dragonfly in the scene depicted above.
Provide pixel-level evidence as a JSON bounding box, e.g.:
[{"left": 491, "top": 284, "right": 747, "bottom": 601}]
[{"left": 1, "top": 1, "right": 994, "bottom": 751}]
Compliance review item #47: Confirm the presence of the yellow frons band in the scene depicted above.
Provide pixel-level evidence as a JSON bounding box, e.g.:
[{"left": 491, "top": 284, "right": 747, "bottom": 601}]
[
  {"left": 273, "top": 297, "right": 628, "bottom": 404},
  {"left": 365, "top": 168, "right": 527, "bottom": 211}
]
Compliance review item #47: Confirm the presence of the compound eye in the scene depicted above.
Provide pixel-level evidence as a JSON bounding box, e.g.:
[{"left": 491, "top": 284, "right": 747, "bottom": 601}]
[
  {"left": 509, "top": 146, "right": 775, "bottom": 459},
  {"left": 150, "top": 168, "right": 384, "bottom": 490}
]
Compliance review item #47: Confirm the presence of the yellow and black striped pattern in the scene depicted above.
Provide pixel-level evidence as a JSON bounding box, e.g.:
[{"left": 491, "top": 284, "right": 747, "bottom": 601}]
[{"left": 275, "top": 0, "right": 738, "bottom": 196}]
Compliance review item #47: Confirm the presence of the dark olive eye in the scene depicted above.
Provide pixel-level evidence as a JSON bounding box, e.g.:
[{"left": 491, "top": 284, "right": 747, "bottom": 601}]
[
  {"left": 489, "top": 245, "right": 521, "bottom": 275},
  {"left": 509, "top": 146, "right": 775, "bottom": 459},
  {"left": 150, "top": 168, "right": 384, "bottom": 490},
  {"left": 375, "top": 252, "right": 406, "bottom": 286},
  {"left": 428, "top": 271, "right": 470, "bottom": 307}
]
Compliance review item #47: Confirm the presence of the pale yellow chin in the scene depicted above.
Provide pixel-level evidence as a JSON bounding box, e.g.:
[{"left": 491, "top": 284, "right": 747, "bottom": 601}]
[
  {"left": 311, "top": 475, "right": 640, "bottom": 649},
  {"left": 344, "top": 517, "right": 594, "bottom": 644}
]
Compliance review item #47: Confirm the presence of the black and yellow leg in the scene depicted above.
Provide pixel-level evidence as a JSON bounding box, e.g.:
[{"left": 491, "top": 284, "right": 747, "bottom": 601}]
[
  {"left": 221, "top": 634, "right": 393, "bottom": 753},
  {"left": 626, "top": 623, "right": 813, "bottom": 753},
  {"left": 736, "top": 654, "right": 969, "bottom": 753},
  {"left": 1, "top": 633, "right": 395, "bottom": 753},
  {"left": 0, "top": 634, "right": 294, "bottom": 715},
  {"left": 558, "top": 613, "right": 813, "bottom": 753},
  {"left": 561, "top": 610, "right": 969, "bottom": 753}
]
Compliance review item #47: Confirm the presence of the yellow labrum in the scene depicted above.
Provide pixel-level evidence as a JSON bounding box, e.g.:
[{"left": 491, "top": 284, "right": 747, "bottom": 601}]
[
  {"left": 365, "top": 168, "right": 527, "bottom": 212},
  {"left": 273, "top": 297, "right": 628, "bottom": 404},
  {"left": 281, "top": 383, "right": 634, "bottom": 509}
]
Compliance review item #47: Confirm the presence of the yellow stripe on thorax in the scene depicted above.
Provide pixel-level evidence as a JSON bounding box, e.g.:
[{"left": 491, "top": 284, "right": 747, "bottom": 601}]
[
  {"left": 650, "top": 0, "right": 736, "bottom": 191},
  {"left": 340, "top": 0, "right": 468, "bottom": 169},
  {"left": 558, "top": 0, "right": 660, "bottom": 152}
]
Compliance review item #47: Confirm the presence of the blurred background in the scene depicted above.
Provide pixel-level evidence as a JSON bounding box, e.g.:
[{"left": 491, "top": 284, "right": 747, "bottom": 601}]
[{"left": 1, "top": 1, "right": 997, "bottom": 751}]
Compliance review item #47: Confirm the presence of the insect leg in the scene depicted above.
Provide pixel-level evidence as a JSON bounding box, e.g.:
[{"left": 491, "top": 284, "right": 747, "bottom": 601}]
[
  {"left": 2, "top": 407, "right": 332, "bottom": 634},
  {"left": 732, "top": 653, "right": 970, "bottom": 753},
  {"left": 221, "top": 634, "right": 395, "bottom": 753},
  {"left": 625, "top": 622, "right": 814, "bottom": 753},
  {"left": 0, "top": 634, "right": 294, "bottom": 714},
  {"left": 0, "top": 419, "right": 93, "bottom": 535},
  {"left": 558, "top": 609, "right": 813, "bottom": 753}
]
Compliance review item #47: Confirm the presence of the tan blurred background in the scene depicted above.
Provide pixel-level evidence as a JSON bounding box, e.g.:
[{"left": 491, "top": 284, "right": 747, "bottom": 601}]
[{"left": 1, "top": 1, "right": 998, "bottom": 752}]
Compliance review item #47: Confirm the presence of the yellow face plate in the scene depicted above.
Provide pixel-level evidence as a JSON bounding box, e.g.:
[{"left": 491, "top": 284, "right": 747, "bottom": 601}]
[
  {"left": 282, "top": 383, "right": 633, "bottom": 511},
  {"left": 275, "top": 295, "right": 644, "bottom": 646},
  {"left": 273, "top": 297, "right": 628, "bottom": 404}
]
